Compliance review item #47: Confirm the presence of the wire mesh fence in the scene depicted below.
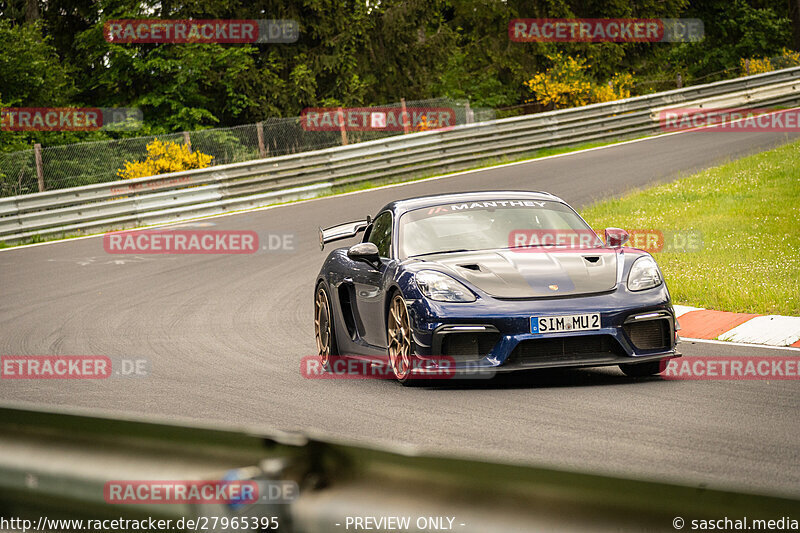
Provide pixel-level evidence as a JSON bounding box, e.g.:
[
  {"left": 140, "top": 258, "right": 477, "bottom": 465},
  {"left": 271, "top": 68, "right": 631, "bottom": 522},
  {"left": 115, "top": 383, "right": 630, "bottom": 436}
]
[
  {"left": 0, "top": 98, "right": 492, "bottom": 198},
  {"left": 0, "top": 149, "right": 37, "bottom": 197}
]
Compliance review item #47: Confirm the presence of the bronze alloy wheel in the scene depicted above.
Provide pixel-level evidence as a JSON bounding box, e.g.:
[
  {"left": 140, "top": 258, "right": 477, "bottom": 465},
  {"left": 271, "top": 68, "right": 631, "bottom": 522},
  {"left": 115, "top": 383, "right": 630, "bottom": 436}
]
[
  {"left": 387, "top": 293, "right": 413, "bottom": 381},
  {"left": 315, "top": 286, "right": 334, "bottom": 367}
]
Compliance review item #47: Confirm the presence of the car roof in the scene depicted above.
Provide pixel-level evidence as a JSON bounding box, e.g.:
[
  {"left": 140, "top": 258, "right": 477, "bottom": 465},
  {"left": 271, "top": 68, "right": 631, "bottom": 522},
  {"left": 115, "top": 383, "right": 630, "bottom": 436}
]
[{"left": 377, "top": 190, "right": 565, "bottom": 216}]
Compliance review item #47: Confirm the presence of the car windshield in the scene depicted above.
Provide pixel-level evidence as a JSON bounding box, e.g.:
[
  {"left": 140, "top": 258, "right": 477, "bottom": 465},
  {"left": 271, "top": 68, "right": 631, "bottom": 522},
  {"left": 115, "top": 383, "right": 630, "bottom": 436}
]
[{"left": 399, "top": 199, "right": 603, "bottom": 259}]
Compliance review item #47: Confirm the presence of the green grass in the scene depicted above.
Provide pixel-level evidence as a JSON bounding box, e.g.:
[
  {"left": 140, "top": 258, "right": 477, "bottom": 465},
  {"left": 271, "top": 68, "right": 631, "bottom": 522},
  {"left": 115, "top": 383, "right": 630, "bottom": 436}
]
[
  {"left": 0, "top": 234, "right": 46, "bottom": 248},
  {"left": 580, "top": 139, "right": 800, "bottom": 316}
]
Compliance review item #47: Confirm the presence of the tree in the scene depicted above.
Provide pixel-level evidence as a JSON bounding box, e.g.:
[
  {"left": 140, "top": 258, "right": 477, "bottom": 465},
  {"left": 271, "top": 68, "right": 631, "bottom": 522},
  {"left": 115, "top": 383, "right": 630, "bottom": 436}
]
[
  {"left": 790, "top": 0, "right": 800, "bottom": 49},
  {"left": 2, "top": 0, "right": 797, "bottom": 153},
  {"left": 667, "top": 0, "right": 792, "bottom": 80},
  {"left": 0, "top": 20, "right": 80, "bottom": 153}
]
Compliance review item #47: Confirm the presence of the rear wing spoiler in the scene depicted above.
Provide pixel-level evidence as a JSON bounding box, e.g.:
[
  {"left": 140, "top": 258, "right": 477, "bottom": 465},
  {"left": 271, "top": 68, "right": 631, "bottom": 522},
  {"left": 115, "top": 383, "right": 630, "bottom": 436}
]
[{"left": 319, "top": 216, "right": 371, "bottom": 250}]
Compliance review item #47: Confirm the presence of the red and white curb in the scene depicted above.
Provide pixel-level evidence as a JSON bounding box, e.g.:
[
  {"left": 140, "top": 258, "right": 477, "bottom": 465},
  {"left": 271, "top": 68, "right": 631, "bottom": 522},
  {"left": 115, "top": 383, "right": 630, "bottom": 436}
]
[{"left": 674, "top": 305, "right": 800, "bottom": 348}]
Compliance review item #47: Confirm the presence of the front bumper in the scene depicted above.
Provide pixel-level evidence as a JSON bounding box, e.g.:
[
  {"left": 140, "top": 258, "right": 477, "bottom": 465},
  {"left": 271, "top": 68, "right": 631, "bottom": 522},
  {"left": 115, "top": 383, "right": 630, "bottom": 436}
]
[
  {"left": 409, "top": 352, "right": 678, "bottom": 378},
  {"left": 405, "top": 286, "right": 681, "bottom": 373}
]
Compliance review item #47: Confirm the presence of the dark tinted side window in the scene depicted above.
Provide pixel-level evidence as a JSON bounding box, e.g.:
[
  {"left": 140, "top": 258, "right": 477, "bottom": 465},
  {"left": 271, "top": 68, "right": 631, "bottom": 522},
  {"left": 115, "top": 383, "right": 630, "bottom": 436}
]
[{"left": 367, "top": 212, "right": 393, "bottom": 258}]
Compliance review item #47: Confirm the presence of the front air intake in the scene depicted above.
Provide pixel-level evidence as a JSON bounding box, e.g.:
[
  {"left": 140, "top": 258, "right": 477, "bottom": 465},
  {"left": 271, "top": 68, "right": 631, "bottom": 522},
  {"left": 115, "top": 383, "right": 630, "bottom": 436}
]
[
  {"left": 624, "top": 319, "right": 671, "bottom": 350},
  {"left": 441, "top": 332, "right": 500, "bottom": 359},
  {"left": 510, "top": 335, "right": 624, "bottom": 364}
]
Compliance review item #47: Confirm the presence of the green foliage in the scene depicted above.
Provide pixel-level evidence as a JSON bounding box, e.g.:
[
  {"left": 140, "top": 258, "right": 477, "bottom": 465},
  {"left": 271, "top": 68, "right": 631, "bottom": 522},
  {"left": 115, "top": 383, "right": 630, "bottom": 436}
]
[
  {"left": 666, "top": 0, "right": 792, "bottom": 81},
  {"left": 74, "top": 20, "right": 259, "bottom": 131},
  {"left": 0, "top": 0, "right": 797, "bottom": 156},
  {"left": 0, "top": 20, "right": 73, "bottom": 107},
  {"left": 0, "top": 19, "right": 98, "bottom": 153}
]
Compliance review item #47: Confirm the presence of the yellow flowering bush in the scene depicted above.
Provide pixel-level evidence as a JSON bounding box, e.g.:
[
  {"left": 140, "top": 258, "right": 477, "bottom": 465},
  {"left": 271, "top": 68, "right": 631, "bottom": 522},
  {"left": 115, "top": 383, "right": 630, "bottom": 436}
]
[
  {"left": 740, "top": 48, "right": 800, "bottom": 76},
  {"left": 741, "top": 56, "right": 774, "bottom": 75},
  {"left": 415, "top": 114, "right": 440, "bottom": 131},
  {"left": 117, "top": 139, "right": 213, "bottom": 180},
  {"left": 525, "top": 53, "right": 593, "bottom": 108},
  {"left": 784, "top": 48, "right": 800, "bottom": 65},
  {"left": 525, "top": 53, "right": 633, "bottom": 109},
  {"left": 592, "top": 73, "right": 634, "bottom": 103}
]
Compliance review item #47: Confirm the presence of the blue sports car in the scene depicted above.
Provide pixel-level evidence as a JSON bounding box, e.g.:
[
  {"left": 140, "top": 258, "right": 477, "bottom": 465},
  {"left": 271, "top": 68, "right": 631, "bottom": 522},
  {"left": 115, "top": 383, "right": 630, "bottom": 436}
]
[{"left": 315, "top": 191, "right": 680, "bottom": 384}]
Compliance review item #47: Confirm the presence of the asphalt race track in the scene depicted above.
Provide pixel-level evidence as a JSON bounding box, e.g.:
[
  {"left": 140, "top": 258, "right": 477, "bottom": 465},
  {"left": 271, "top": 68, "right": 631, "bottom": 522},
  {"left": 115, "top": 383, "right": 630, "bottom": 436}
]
[{"left": 2, "top": 128, "right": 799, "bottom": 498}]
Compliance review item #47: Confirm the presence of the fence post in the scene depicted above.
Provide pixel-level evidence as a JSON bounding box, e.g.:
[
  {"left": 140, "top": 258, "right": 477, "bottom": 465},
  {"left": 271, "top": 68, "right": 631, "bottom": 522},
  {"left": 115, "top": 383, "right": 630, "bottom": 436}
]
[
  {"left": 256, "top": 122, "right": 267, "bottom": 158},
  {"left": 33, "top": 143, "right": 45, "bottom": 192},
  {"left": 337, "top": 107, "right": 348, "bottom": 146},
  {"left": 745, "top": 59, "right": 750, "bottom": 76},
  {"left": 183, "top": 131, "right": 191, "bottom": 151},
  {"left": 400, "top": 98, "right": 410, "bottom": 134},
  {"left": 465, "top": 101, "right": 473, "bottom": 124},
  {"left": 676, "top": 73, "right": 683, "bottom": 89}
]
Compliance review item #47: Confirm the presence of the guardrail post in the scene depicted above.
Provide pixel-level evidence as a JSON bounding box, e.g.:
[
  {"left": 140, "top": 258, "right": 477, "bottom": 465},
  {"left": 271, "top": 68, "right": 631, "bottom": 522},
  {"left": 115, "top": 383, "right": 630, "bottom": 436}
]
[
  {"left": 183, "top": 131, "right": 192, "bottom": 151},
  {"left": 256, "top": 122, "right": 267, "bottom": 158},
  {"left": 401, "top": 98, "right": 410, "bottom": 134},
  {"left": 33, "top": 143, "right": 45, "bottom": 192},
  {"left": 337, "top": 107, "right": 348, "bottom": 146}
]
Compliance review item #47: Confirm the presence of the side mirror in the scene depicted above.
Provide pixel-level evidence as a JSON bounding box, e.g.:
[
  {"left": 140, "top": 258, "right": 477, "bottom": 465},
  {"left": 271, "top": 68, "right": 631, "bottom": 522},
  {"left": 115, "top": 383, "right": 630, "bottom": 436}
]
[
  {"left": 605, "top": 228, "right": 630, "bottom": 248},
  {"left": 347, "top": 242, "right": 380, "bottom": 266}
]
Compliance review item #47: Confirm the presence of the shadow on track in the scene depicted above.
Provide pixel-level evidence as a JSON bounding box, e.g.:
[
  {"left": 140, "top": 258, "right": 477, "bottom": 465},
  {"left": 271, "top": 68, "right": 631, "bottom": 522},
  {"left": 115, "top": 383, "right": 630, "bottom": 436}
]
[{"left": 412, "top": 367, "right": 668, "bottom": 391}]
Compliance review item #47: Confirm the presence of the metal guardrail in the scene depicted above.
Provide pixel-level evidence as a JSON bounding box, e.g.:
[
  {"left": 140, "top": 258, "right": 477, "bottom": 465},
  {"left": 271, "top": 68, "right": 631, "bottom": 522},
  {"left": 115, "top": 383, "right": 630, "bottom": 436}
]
[
  {"left": 1, "top": 67, "right": 799, "bottom": 244},
  {"left": 1, "top": 403, "right": 798, "bottom": 532}
]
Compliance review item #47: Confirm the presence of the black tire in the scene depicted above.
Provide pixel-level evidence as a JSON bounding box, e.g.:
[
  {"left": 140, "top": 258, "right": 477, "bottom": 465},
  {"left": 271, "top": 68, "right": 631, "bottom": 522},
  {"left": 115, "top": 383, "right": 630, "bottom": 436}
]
[
  {"left": 314, "top": 284, "right": 338, "bottom": 369},
  {"left": 619, "top": 360, "right": 664, "bottom": 377}
]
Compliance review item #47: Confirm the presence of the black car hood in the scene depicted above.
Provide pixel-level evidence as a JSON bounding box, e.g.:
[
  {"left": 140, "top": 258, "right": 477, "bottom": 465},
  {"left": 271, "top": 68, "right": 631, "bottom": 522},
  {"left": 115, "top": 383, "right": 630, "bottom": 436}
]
[{"left": 416, "top": 248, "right": 618, "bottom": 298}]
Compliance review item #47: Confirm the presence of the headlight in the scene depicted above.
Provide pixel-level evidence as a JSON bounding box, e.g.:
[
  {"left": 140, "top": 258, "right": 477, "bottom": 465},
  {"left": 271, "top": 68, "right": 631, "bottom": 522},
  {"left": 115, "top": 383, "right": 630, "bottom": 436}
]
[
  {"left": 415, "top": 270, "right": 476, "bottom": 302},
  {"left": 627, "top": 256, "right": 663, "bottom": 291}
]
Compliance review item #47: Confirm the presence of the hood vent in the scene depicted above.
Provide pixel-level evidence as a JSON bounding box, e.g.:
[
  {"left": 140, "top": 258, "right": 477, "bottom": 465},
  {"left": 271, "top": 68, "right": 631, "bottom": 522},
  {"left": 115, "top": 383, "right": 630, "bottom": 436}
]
[{"left": 430, "top": 250, "right": 617, "bottom": 298}]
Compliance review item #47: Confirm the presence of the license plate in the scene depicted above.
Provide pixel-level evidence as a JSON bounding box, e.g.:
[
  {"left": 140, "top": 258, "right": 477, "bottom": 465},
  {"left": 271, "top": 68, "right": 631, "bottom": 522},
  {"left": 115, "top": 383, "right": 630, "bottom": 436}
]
[{"left": 531, "top": 313, "right": 601, "bottom": 334}]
